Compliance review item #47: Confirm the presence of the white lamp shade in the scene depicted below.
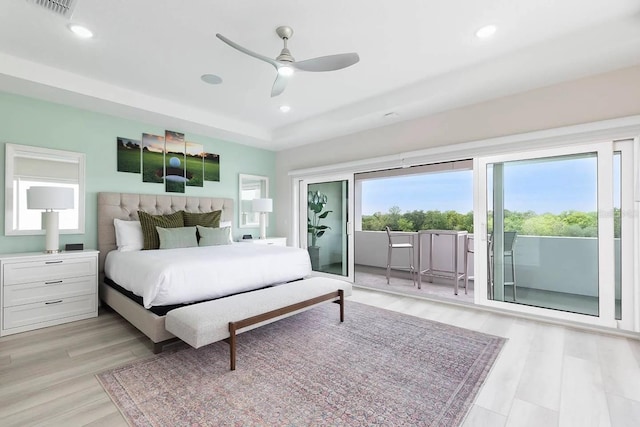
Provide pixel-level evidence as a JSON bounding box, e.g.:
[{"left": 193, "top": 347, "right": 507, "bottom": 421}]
[
  {"left": 252, "top": 198, "right": 273, "bottom": 213},
  {"left": 27, "top": 186, "right": 74, "bottom": 210}
]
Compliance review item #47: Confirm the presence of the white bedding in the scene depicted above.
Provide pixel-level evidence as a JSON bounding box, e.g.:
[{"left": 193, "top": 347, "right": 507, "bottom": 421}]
[{"left": 104, "top": 244, "right": 312, "bottom": 308}]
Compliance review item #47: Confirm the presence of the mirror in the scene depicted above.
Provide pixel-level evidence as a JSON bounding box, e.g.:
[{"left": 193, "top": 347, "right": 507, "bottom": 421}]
[
  {"left": 239, "top": 174, "right": 268, "bottom": 228},
  {"left": 5, "top": 143, "right": 85, "bottom": 236}
]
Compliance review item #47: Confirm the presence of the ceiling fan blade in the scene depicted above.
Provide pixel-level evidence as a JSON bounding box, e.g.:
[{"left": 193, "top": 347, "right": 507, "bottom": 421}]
[
  {"left": 271, "top": 73, "right": 288, "bottom": 97},
  {"left": 216, "top": 33, "right": 279, "bottom": 68},
  {"left": 293, "top": 52, "right": 360, "bottom": 72}
]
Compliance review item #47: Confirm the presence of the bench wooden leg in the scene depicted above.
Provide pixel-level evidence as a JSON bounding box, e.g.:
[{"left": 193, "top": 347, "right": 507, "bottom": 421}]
[
  {"left": 227, "top": 326, "right": 237, "bottom": 371},
  {"left": 227, "top": 290, "right": 345, "bottom": 371}
]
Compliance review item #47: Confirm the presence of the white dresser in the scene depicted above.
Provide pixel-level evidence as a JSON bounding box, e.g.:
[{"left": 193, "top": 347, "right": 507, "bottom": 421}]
[
  {"left": 0, "top": 250, "right": 99, "bottom": 336},
  {"left": 240, "top": 237, "right": 287, "bottom": 246}
]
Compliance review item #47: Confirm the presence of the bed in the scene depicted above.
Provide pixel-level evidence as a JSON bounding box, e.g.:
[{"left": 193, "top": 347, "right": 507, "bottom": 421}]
[{"left": 97, "top": 192, "right": 311, "bottom": 351}]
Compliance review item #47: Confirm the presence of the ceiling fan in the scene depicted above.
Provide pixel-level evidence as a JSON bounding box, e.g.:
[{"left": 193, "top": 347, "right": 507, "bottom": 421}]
[{"left": 216, "top": 26, "right": 360, "bottom": 97}]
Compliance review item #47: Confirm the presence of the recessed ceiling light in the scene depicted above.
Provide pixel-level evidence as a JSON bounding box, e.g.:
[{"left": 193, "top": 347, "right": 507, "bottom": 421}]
[
  {"left": 67, "top": 24, "right": 93, "bottom": 39},
  {"left": 476, "top": 25, "right": 497, "bottom": 39},
  {"left": 201, "top": 74, "right": 223, "bottom": 85},
  {"left": 278, "top": 66, "right": 294, "bottom": 77},
  {"left": 279, "top": 105, "right": 291, "bottom": 113}
]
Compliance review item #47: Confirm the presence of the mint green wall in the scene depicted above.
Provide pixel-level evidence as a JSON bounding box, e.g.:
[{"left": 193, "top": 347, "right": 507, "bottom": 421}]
[{"left": 0, "top": 91, "right": 275, "bottom": 254}]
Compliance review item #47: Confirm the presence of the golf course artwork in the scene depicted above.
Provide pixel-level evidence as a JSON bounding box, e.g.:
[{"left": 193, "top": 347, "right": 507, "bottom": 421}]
[{"left": 116, "top": 130, "right": 220, "bottom": 193}]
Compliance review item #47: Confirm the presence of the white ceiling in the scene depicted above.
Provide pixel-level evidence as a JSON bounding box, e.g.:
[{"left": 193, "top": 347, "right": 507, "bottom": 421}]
[{"left": 1, "top": 0, "right": 639, "bottom": 151}]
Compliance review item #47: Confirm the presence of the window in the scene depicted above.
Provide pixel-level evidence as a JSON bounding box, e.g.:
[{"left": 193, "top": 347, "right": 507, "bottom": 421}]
[{"left": 356, "top": 160, "right": 473, "bottom": 232}]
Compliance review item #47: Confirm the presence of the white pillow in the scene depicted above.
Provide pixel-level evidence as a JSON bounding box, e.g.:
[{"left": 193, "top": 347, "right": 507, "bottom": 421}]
[
  {"left": 114, "top": 219, "right": 144, "bottom": 251},
  {"left": 219, "top": 220, "right": 233, "bottom": 243}
]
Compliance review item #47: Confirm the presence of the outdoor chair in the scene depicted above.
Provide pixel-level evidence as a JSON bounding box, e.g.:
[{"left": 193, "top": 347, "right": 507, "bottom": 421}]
[
  {"left": 385, "top": 226, "right": 416, "bottom": 286},
  {"left": 488, "top": 231, "right": 518, "bottom": 301}
]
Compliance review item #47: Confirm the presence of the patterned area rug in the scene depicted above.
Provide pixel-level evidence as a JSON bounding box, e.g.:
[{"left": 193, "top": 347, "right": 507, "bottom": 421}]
[{"left": 97, "top": 301, "right": 505, "bottom": 426}]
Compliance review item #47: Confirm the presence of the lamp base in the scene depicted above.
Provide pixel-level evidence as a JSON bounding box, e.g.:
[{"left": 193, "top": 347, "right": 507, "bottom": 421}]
[
  {"left": 259, "top": 212, "right": 267, "bottom": 240},
  {"left": 42, "top": 211, "right": 60, "bottom": 254}
]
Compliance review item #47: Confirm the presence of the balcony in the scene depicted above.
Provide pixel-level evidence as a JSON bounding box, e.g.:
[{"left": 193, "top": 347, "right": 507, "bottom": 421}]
[{"left": 355, "top": 231, "right": 621, "bottom": 316}]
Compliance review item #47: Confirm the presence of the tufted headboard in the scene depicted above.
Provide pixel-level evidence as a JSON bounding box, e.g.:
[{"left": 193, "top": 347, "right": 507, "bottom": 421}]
[{"left": 97, "top": 192, "right": 234, "bottom": 275}]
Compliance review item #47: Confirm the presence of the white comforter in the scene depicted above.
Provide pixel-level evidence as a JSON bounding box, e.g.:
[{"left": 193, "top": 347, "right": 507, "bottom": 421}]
[{"left": 104, "top": 244, "right": 312, "bottom": 308}]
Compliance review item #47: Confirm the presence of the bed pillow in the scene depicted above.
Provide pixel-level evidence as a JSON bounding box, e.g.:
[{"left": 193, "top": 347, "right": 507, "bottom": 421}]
[
  {"left": 197, "top": 225, "right": 232, "bottom": 247},
  {"left": 219, "top": 220, "right": 233, "bottom": 243},
  {"left": 113, "top": 219, "right": 144, "bottom": 252},
  {"left": 138, "top": 210, "right": 185, "bottom": 250},
  {"left": 156, "top": 226, "right": 198, "bottom": 250},
  {"left": 182, "top": 210, "right": 221, "bottom": 228}
]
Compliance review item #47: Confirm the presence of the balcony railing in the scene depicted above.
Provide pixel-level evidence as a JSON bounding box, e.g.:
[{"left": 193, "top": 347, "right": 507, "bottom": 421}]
[{"left": 355, "top": 231, "right": 620, "bottom": 298}]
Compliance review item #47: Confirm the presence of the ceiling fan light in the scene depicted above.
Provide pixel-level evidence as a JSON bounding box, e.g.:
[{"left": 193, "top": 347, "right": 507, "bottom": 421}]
[
  {"left": 278, "top": 66, "right": 294, "bottom": 77},
  {"left": 476, "top": 25, "right": 497, "bottom": 39},
  {"left": 68, "top": 24, "right": 93, "bottom": 39}
]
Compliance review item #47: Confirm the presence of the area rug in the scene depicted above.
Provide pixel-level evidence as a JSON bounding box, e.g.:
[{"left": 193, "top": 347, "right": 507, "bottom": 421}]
[{"left": 97, "top": 300, "right": 505, "bottom": 426}]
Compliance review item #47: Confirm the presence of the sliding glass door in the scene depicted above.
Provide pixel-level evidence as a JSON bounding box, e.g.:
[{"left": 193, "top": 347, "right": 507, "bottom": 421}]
[
  {"left": 476, "top": 140, "right": 634, "bottom": 329},
  {"left": 298, "top": 175, "right": 354, "bottom": 281}
]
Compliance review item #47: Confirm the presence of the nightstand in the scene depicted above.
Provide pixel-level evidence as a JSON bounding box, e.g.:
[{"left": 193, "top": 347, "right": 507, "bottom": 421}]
[
  {"left": 0, "top": 250, "right": 99, "bottom": 336},
  {"left": 240, "top": 237, "right": 287, "bottom": 247}
]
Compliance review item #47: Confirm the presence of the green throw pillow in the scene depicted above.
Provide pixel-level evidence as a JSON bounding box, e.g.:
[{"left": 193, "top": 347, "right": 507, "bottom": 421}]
[
  {"left": 138, "top": 210, "right": 185, "bottom": 250},
  {"left": 183, "top": 210, "right": 222, "bottom": 228},
  {"left": 156, "top": 226, "right": 198, "bottom": 249},
  {"left": 197, "top": 225, "right": 232, "bottom": 247}
]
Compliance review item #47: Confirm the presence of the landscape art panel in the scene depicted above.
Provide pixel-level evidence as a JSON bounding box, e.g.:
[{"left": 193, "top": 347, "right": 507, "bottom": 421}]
[
  {"left": 141, "top": 133, "right": 165, "bottom": 183},
  {"left": 185, "top": 141, "right": 204, "bottom": 187},
  {"left": 203, "top": 152, "right": 220, "bottom": 182},
  {"left": 165, "top": 130, "right": 186, "bottom": 193},
  {"left": 116, "top": 137, "right": 141, "bottom": 173}
]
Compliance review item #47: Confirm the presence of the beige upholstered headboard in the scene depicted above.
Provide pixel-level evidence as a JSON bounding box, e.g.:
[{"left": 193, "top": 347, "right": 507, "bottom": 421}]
[{"left": 97, "top": 192, "right": 234, "bottom": 275}]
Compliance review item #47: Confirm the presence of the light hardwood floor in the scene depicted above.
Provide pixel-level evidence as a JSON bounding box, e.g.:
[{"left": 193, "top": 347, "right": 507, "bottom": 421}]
[{"left": 1, "top": 288, "right": 639, "bottom": 426}]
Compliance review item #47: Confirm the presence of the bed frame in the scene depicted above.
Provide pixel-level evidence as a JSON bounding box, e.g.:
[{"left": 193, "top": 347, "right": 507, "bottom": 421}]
[{"left": 97, "top": 192, "right": 234, "bottom": 352}]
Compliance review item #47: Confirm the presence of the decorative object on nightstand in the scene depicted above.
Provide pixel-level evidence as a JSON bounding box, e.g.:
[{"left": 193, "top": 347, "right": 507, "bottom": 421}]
[
  {"left": 27, "top": 186, "right": 74, "bottom": 253},
  {"left": 252, "top": 198, "right": 273, "bottom": 240}
]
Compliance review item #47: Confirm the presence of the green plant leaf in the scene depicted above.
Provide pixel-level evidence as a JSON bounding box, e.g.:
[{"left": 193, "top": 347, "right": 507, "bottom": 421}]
[{"left": 318, "top": 210, "right": 332, "bottom": 219}]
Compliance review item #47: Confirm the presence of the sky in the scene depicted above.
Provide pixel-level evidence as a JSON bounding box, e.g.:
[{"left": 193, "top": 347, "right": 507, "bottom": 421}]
[
  {"left": 361, "top": 154, "right": 620, "bottom": 216},
  {"left": 361, "top": 171, "right": 473, "bottom": 215}
]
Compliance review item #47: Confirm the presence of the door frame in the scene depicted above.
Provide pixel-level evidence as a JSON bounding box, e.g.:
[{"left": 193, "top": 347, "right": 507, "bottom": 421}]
[
  {"left": 293, "top": 173, "right": 355, "bottom": 282},
  {"left": 474, "top": 140, "right": 634, "bottom": 329}
]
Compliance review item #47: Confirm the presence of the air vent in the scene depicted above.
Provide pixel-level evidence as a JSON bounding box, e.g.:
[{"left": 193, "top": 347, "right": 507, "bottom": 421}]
[{"left": 27, "top": 0, "right": 77, "bottom": 18}]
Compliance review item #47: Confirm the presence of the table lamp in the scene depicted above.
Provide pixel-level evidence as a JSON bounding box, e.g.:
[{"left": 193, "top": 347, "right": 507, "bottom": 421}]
[
  {"left": 252, "top": 198, "right": 272, "bottom": 239},
  {"left": 26, "top": 186, "right": 75, "bottom": 253}
]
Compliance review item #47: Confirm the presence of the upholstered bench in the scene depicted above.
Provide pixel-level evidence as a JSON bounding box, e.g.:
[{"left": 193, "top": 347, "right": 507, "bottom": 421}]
[{"left": 165, "top": 277, "right": 352, "bottom": 370}]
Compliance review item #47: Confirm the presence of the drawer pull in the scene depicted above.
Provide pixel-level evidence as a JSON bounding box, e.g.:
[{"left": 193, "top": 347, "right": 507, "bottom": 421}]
[
  {"left": 45, "top": 280, "right": 64, "bottom": 285},
  {"left": 45, "top": 260, "right": 64, "bottom": 264},
  {"left": 45, "top": 300, "right": 63, "bottom": 305}
]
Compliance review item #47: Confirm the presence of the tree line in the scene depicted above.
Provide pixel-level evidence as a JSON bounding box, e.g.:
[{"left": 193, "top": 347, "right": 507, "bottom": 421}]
[{"left": 362, "top": 207, "right": 621, "bottom": 238}]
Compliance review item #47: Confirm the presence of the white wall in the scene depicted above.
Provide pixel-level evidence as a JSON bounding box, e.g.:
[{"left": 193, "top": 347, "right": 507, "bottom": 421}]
[{"left": 275, "top": 65, "right": 640, "bottom": 244}]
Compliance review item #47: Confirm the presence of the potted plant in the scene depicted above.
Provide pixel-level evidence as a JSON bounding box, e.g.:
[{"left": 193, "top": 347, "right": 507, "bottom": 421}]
[{"left": 307, "top": 190, "right": 332, "bottom": 269}]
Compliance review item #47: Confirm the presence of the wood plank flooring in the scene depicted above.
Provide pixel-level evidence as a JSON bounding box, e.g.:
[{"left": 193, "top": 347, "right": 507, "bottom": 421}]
[{"left": 1, "top": 288, "right": 639, "bottom": 426}]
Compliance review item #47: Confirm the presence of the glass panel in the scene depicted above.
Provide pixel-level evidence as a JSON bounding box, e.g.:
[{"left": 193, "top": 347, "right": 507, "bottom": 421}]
[
  {"left": 487, "top": 153, "right": 599, "bottom": 316},
  {"left": 614, "top": 151, "right": 621, "bottom": 320},
  {"left": 308, "top": 181, "right": 348, "bottom": 276}
]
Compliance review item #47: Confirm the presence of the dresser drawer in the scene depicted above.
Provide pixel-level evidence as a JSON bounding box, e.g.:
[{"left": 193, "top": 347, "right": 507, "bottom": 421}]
[
  {"left": 3, "top": 256, "right": 96, "bottom": 285},
  {"left": 3, "top": 294, "right": 96, "bottom": 330},
  {"left": 3, "top": 276, "right": 96, "bottom": 307}
]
